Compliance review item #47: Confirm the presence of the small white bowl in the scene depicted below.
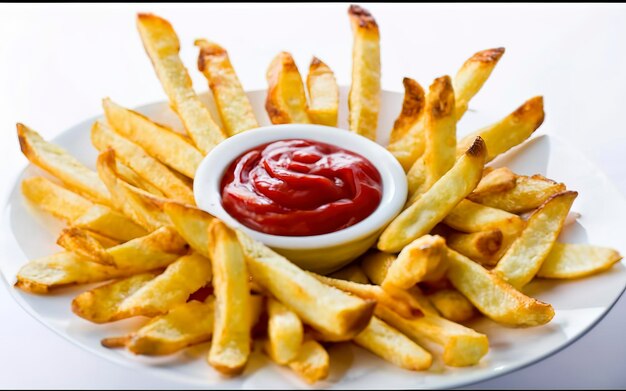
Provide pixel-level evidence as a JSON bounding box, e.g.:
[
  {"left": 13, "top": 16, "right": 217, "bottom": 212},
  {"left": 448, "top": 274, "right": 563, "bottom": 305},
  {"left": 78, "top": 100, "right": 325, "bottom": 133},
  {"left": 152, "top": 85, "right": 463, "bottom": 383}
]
[{"left": 194, "top": 124, "right": 407, "bottom": 274}]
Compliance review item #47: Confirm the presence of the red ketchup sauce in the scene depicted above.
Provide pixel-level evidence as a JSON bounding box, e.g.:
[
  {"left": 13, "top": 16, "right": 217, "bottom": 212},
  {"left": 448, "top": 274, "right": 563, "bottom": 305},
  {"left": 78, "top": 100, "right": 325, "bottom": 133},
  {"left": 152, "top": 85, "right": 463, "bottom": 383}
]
[{"left": 220, "top": 139, "right": 383, "bottom": 236}]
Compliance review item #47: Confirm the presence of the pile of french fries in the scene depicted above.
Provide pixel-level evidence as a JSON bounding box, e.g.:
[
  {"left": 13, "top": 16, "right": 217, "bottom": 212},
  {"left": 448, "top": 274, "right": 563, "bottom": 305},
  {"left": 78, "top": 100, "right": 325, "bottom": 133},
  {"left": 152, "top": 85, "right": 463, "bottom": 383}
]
[{"left": 14, "top": 4, "right": 622, "bottom": 385}]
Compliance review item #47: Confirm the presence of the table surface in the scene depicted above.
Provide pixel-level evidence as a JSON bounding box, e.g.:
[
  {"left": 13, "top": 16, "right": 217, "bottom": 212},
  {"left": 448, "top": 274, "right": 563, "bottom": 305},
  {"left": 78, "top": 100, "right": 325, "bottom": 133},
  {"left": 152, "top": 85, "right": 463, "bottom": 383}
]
[{"left": 1, "top": 3, "right": 625, "bottom": 389}]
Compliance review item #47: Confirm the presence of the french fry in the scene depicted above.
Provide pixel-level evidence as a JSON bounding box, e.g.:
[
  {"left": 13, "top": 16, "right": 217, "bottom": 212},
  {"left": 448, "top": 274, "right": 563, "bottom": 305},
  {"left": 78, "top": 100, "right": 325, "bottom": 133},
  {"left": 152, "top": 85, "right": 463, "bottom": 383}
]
[
  {"left": 374, "top": 305, "right": 488, "bottom": 367},
  {"left": 195, "top": 39, "right": 259, "bottom": 135},
  {"left": 237, "top": 231, "right": 375, "bottom": 340},
  {"left": 115, "top": 161, "right": 164, "bottom": 196},
  {"left": 469, "top": 174, "right": 567, "bottom": 214},
  {"left": 57, "top": 227, "right": 114, "bottom": 265},
  {"left": 443, "top": 199, "right": 525, "bottom": 234},
  {"left": 329, "top": 264, "right": 370, "bottom": 285},
  {"left": 306, "top": 57, "right": 339, "bottom": 127},
  {"left": 382, "top": 235, "right": 446, "bottom": 290},
  {"left": 73, "top": 204, "right": 148, "bottom": 242},
  {"left": 136, "top": 13, "right": 226, "bottom": 154},
  {"left": 22, "top": 176, "right": 93, "bottom": 222},
  {"left": 426, "top": 288, "right": 476, "bottom": 323},
  {"left": 378, "top": 137, "right": 486, "bottom": 252},
  {"left": 353, "top": 316, "right": 432, "bottom": 371},
  {"left": 456, "top": 96, "right": 545, "bottom": 162},
  {"left": 348, "top": 5, "right": 381, "bottom": 140},
  {"left": 17, "top": 123, "right": 112, "bottom": 207},
  {"left": 163, "top": 201, "right": 215, "bottom": 258},
  {"left": 103, "top": 98, "right": 203, "bottom": 179},
  {"left": 472, "top": 167, "right": 517, "bottom": 196},
  {"left": 91, "top": 121, "right": 194, "bottom": 204},
  {"left": 265, "top": 52, "right": 310, "bottom": 124},
  {"left": 493, "top": 191, "right": 578, "bottom": 288},
  {"left": 445, "top": 247, "right": 554, "bottom": 327},
  {"left": 453, "top": 47, "right": 505, "bottom": 119},
  {"left": 83, "top": 231, "right": 120, "bottom": 248},
  {"left": 445, "top": 229, "right": 504, "bottom": 266},
  {"left": 264, "top": 339, "right": 329, "bottom": 384},
  {"left": 266, "top": 298, "right": 304, "bottom": 365},
  {"left": 537, "top": 242, "right": 623, "bottom": 279},
  {"left": 207, "top": 221, "right": 252, "bottom": 375}
]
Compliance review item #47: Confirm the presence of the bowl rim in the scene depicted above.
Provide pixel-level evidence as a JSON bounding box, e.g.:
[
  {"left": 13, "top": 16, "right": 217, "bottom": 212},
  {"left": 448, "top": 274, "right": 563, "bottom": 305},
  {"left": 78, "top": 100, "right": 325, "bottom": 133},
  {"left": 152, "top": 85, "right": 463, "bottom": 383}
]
[{"left": 193, "top": 124, "right": 407, "bottom": 249}]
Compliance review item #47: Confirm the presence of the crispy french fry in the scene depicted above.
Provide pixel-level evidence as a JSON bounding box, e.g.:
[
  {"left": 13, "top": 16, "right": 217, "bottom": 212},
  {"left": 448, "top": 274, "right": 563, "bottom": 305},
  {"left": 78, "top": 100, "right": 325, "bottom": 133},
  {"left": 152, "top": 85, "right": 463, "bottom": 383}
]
[
  {"left": 457, "top": 96, "right": 545, "bottom": 162},
  {"left": 237, "top": 231, "right": 375, "bottom": 340},
  {"left": 207, "top": 221, "right": 252, "bottom": 375},
  {"left": 264, "top": 339, "right": 329, "bottom": 384},
  {"left": 73, "top": 204, "right": 148, "bottom": 242},
  {"left": 115, "top": 161, "right": 164, "bottom": 196},
  {"left": 494, "top": 191, "right": 578, "bottom": 288},
  {"left": 382, "top": 235, "right": 446, "bottom": 290},
  {"left": 92, "top": 121, "right": 194, "bottom": 204},
  {"left": 57, "top": 227, "right": 114, "bottom": 265},
  {"left": 22, "top": 176, "right": 93, "bottom": 222},
  {"left": 265, "top": 52, "right": 310, "bottom": 124},
  {"left": 348, "top": 5, "right": 380, "bottom": 140},
  {"left": 388, "top": 78, "right": 426, "bottom": 146},
  {"left": 537, "top": 242, "right": 623, "bottom": 279},
  {"left": 136, "top": 13, "right": 226, "bottom": 154},
  {"left": 17, "top": 123, "right": 112, "bottom": 207},
  {"left": 353, "top": 316, "right": 432, "bottom": 371},
  {"left": 103, "top": 98, "right": 203, "bottom": 179},
  {"left": 444, "top": 199, "right": 525, "bottom": 234},
  {"left": 378, "top": 137, "right": 486, "bottom": 252},
  {"left": 163, "top": 201, "right": 215, "bottom": 258},
  {"left": 266, "top": 298, "right": 304, "bottom": 365},
  {"left": 195, "top": 40, "right": 259, "bottom": 135},
  {"left": 445, "top": 247, "right": 554, "bottom": 327},
  {"left": 426, "top": 288, "right": 476, "bottom": 323},
  {"left": 329, "top": 264, "right": 370, "bottom": 285},
  {"left": 306, "top": 57, "right": 339, "bottom": 127},
  {"left": 83, "top": 231, "right": 120, "bottom": 248},
  {"left": 453, "top": 48, "right": 505, "bottom": 119},
  {"left": 472, "top": 167, "right": 517, "bottom": 196},
  {"left": 469, "top": 174, "right": 567, "bottom": 214},
  {"left": 445, "top": 229, "right": 504, "bottom": 266}
]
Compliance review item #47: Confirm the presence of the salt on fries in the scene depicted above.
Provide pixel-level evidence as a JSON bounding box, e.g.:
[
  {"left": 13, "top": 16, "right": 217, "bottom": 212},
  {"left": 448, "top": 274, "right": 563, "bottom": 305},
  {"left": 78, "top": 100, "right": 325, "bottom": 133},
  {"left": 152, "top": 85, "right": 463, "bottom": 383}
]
[{"left": 12, "top": 4, "right": 622, "bottom": 386}]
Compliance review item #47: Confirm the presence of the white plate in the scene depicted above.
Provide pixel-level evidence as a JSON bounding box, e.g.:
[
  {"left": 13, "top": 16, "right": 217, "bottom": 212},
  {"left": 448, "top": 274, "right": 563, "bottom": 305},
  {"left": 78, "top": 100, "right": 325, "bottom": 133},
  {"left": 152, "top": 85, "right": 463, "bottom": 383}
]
[{"left": 1, "top": 88, "right": 626, "bottom": 389}]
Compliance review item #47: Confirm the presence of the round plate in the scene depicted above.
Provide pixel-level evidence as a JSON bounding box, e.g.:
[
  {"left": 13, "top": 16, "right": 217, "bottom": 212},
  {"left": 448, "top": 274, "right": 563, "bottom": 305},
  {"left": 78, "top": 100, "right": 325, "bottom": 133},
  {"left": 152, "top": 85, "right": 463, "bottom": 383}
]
[{"left": 2, "top": 88, "right": 626, "bottom": 389}]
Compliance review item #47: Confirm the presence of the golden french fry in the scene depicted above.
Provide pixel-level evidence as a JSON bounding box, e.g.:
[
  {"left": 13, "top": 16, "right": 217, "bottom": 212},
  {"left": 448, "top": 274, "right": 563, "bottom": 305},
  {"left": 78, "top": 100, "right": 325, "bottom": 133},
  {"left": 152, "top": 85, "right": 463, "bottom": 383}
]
[
  {"left": 457, "top": 96, "right": 545, "bottom": 162},
  {"left": 348, "top": 5, "right": 380, "bottom": 140},
  {"left": 17, "top": 123, "right": 112, "bottom": 207},
  {"left": 73, "top": 204, "right": 148, "bottom": 242},
  {"left": 163, "top": 201, "right": 215, "bottom": 258},
  {"left": 266, "top": 298, "right": 304, "bottom": 365},
  {"left": 264, "top": 339, "right": 329, "bottom": 384},
  {"left": 265, "top": 52, "right": 310, "bottom": 124},
  {"left": 471, "top": 167, "right": 517, "bottom": 196},
  {"left": 445, "top": 247, "right": 554, "bottom": 327},
  {"left": 426, "top": 288, "right": 476, "bottom": 323},
  {"left": 329, "top": 263, "right": 370, "bottom": 285},
  {"left": 306, "top": 57, "right": 339, "bottom": 127},
  {"left": 353, "top": 316, "right": 432, "bottom": 371},
  {"left": 374, "top": 304, "right": 488, "bottom": 367},
  {"left": 388, "top": 78, "right": 426, "bottom": 146},
  {"left": 57, "top": 227, "right": 114, "bottom": 265},
  {"left": 83, "top": 231, "right": 120, "bottom": 248},
  {"left": 195, "top": 39, "right": 259, "bottom": 135},
  {"left": 537, "top": 242, "right": 622, "bottom": 279},
  {"left": 378, "top": 137, "right": 486, "bottom": 252},
  {"left": 444, "top": 199, "right": 525, "bottom": 234},
  {"left": 103, "top": 98, "right": 203, "bottom": 179},
  {"left": 115, "top": 161, "right": 164, "bottom": 197},
  {"left": 453, "top": 47, "right": 505, "bottom": 119},
  {"left": 22, "top": 176, "right": 93, "bottom": 222},
  {"left": 382, "top": 235, "right": 446, "bottom": 290},
  {"left": 446, "top": 229, "right": 504, "bottom": 266},
  {"left": 92, "top": 121, "right": 194, "bottom": 204},
  {"left": 136, "top": 13, "right": 225, "bottom": 154},
  {"left": 494, "top": 191, "right": 578, "bottom": 288},
  {"left": 237, "top": 231, "right": 375, "bottom": 340},
  {"left": 469, "top": 174, "right": 567, "bottom": 214},
  {"left": 207, "top": 221, "right": 252, "bottom": 375}
]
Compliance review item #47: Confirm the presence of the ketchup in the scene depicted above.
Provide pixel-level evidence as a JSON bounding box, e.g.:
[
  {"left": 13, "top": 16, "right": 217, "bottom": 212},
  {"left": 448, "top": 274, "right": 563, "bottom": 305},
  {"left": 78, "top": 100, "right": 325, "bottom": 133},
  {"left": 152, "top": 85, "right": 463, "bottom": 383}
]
[{"left": 220, "top": 139, "right": 382, "bottom": 236}]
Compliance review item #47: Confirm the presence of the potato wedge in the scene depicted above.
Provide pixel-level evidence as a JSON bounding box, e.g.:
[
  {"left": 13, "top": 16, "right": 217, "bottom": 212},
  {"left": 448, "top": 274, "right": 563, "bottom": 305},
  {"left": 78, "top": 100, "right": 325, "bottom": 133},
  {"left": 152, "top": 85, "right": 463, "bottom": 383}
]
[
  {"left": 237, "top": 231, "right": 375, "bottom": 340},
  {"left": 266, "top": 298, "right": 304, "bottom": 365},
  {"left": 57, "top": 227, "right": 115, "bottom": 265},
  {"left": 306, "top": 57, "right": 339, "bottom": 127},
  {"left": 329, "top": 264, "right": 370, "bottom": 285},
  {"left": 446, "top": 229, "right": 504, "bottom": 266},
  {"left": 195, "top": 39, "right": 259, "bottom": 135},
  {"left": 17, "top": 123, "right": 112, "bottom": 207},
  {"left": 444, "top": 199, "right": 524, "bottom": 234},
  {"left": 469, "top": 174, "right": 567, "bottom": 214},
  {"left": 264, "top": 339, "right": 329, "bottom": 384},
  {"left": 136, "top": 13, "right": 225, "bottom": 154},
  {"left": 207, "top": 221, "right": 252, "bottom": 375},
  {"left": 92, "top": 121, "right": 194, "bottom": 204},
  {"left": 22, "top": 176, "right": 93, "bottom": 222},
  {"left": 445, "top": 247, "right": 554, "bottom": 327},
  {"left": 494, "top": 191, "right": 578, "bottom": 288},
  {"left": 457, "top": 96, "right": 545, "bottom": 162},
  {"left": 265, "top": 52, "right": 310, "bottom": 124},
  {"left": 537, "top": 242, "right": 623, "bottom": 279},
  {"left": 471, "top": 167, "right": 517, "bottom": 196},
  {"left": 163, "top": 201, "right": 215, "bottom": 258},
  {"left": 378, "top": 137, "right": 486, "bottom": 252},
  {"left": 382, "top": 235, "right": 446, "bottom": 290},
  {"left": 348, "top": 5, "right": 380, "bottom": 141},
  {"left": 353, "top": 316, "right": 432, "bottom": 371},
  {"left": 426, "top": 288, "right": 476, "bottom": 323},
  {"left": 103, "top": 98, "right": 202, "bottom": 179},
  {"left": 73, "top": 204, "right": 147, "bottom": 242}
]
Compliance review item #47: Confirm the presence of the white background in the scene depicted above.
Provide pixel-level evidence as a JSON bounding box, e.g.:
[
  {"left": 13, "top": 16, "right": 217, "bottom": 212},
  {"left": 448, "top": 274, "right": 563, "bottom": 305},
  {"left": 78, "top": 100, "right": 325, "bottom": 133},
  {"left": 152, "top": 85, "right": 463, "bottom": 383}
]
[{"left": 1, "top": 3, "right": 625, "bottom": 389}]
